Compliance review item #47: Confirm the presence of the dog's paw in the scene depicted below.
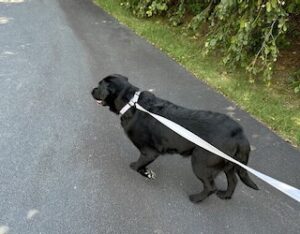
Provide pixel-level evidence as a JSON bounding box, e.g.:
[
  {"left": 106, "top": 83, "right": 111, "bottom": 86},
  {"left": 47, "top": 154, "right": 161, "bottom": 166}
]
[
  {"left": 189, "top": 194, "right": 201, "bottom": 203},
  {"left": 216, "top": 190, "right": 232, "bottom": 200},
  {"left": 189, "top": 191, "right": 213, "bottom": 203},
  {"left": 141, "top": 168, "right": 156, "bottom": 180}
]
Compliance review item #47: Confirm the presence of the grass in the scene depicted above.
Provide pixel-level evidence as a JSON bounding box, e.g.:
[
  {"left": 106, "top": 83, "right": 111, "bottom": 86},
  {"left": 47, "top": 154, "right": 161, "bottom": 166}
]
[{"left": 95, "top": 0, "right": 300, "bottom": 147}]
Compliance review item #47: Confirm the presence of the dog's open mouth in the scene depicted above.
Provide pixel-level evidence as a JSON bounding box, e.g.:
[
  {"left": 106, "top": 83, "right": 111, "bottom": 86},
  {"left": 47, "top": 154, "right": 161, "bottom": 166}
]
[{"left": 96, "top": 100, "right": 106, "bottom": 106}]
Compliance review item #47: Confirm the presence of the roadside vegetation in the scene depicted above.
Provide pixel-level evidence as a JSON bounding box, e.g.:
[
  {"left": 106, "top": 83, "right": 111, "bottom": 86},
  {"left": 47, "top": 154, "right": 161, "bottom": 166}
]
[{"left": 95, "top": 0, "right": 300, "bottom": 146}]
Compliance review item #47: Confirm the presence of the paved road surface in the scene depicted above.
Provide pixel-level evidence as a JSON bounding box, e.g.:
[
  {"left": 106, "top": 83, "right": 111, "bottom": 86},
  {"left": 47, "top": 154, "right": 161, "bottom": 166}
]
[{"left": 0, "top": 0, "right": 299, "bottom": 233}]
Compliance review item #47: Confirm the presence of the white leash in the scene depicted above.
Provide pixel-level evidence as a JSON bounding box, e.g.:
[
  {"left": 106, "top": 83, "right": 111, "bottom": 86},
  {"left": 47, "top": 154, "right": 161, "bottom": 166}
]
[{"left": 120, "top": 92, "right": 300, "bottom": 203}]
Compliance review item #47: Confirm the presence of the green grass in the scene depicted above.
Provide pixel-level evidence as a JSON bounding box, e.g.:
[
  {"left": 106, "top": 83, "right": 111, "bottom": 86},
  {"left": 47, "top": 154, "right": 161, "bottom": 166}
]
[{"left": 95, "top": 0, "right": 300, "bottom": 147}]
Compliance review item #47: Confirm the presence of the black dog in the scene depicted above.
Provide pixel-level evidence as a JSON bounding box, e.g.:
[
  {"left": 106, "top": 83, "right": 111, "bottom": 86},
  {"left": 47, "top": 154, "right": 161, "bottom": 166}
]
[{"left": 91, "top": 74, "right": 258, "bottom": 203}]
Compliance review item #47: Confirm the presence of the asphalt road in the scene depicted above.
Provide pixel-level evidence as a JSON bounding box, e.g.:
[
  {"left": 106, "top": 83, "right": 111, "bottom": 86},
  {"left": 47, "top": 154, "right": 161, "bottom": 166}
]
[{"left": 0, "top": 0, "right": 299, "bottom": 233}]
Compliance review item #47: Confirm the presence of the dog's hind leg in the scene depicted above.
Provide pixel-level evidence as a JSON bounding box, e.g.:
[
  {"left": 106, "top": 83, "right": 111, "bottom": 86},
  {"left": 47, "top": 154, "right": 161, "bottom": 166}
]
[
  {"left": 130, "top": 148, "right": 159, "bottom": 179},
  {"left": 216, "top": 164, "right": 237, "bottom": 199},
  {"left": 189, "top": 148, "right": 219, "bottom": 203}
]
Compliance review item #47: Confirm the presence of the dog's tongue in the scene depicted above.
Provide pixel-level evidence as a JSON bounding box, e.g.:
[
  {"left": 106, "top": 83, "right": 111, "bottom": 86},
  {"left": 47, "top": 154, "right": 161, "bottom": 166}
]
[{"left": 96, "top": 100, "right": 102, "bottom": 105}]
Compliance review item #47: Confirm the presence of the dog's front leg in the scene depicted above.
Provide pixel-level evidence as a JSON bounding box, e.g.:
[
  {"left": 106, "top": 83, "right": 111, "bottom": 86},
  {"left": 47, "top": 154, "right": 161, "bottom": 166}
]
[{"left": 130, "top": 150, "right": 158, "bottom": 179}]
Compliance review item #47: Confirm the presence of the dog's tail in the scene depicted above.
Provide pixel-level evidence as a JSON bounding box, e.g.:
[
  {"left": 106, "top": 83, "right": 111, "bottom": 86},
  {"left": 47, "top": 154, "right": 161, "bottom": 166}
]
[
  {"left": 237, "top": 168, "right": 259, "bottom": 190},
  {"left": 235, "top": 141, "right": 259, "bottom": 190}
]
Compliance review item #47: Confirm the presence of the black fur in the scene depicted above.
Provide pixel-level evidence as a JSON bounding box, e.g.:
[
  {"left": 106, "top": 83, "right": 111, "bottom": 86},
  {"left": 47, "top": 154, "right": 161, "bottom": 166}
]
[{"left": 91, "top": 74, "right": 258, "bottom": 203}]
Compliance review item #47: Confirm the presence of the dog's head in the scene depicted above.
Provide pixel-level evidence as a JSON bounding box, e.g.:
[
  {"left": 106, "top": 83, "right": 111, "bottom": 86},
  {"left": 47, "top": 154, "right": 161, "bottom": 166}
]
[{"left": 91, "top": 74, "right": 132, "bottom": 113}]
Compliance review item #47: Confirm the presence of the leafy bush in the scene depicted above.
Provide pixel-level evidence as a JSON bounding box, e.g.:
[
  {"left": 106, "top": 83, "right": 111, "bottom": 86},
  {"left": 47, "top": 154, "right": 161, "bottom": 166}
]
[{"left": 121, "top": 0, "right": 300, "bottom": 83}]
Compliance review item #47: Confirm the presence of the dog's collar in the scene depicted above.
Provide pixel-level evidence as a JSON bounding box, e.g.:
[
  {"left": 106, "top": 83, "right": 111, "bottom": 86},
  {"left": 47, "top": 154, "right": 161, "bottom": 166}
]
[{"left": 119, "top": 91, "right": 141, "bottom": 116}]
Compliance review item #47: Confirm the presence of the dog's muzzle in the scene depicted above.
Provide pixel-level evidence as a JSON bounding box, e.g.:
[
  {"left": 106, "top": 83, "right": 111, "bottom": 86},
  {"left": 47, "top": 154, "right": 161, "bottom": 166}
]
[{"left": 92, "top": 89, "right": 106, "bottom": 106}]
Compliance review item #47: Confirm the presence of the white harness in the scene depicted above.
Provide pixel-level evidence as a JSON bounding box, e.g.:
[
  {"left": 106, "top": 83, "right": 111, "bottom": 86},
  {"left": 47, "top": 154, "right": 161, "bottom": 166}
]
[{"left": 119, "top": 91, "right": 141, "bottom": 116}]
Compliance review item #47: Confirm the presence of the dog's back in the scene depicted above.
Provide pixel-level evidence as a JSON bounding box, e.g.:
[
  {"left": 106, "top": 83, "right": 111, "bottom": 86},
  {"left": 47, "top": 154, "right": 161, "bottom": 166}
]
[{"left": 138, "top": 91, "right": 245, "bottom": 151}]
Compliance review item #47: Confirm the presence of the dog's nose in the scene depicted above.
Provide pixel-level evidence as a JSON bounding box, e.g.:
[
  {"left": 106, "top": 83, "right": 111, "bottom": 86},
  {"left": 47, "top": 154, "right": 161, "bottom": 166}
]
[{"left": 91, "top": 88, "right": 95, "bottom": 96}]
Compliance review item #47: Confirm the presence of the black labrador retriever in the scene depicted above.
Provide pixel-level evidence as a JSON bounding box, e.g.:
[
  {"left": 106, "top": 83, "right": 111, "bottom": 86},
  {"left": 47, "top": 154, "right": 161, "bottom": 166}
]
[{"left": 91, "top": 74, "right": 258, "bottom": 203}]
